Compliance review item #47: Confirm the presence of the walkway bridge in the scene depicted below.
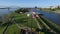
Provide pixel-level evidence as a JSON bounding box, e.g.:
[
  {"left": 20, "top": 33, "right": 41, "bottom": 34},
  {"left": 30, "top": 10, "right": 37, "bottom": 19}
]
[
  {"left": 2, "top": 14, "right": 60, "bottom": 34},
  {"left": 0, "top": 7, "right": 60, "bottom": 34}
]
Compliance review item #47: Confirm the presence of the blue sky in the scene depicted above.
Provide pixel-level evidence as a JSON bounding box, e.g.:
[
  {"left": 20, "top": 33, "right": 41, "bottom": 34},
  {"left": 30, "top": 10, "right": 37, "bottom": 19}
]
[{"left": 0, "top": 0, "right": 60, "bottom": 8}]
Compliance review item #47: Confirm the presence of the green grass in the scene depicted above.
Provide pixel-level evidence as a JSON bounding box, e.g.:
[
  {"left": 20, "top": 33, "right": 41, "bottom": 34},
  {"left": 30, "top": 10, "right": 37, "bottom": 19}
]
[
  {"left": 6, "top": 24, "right": 20, "bottom": 34},
  {"left": 0, "top": 21, "right": 8, "bottom": 34},
  {"left": 0, "top": 26, "right": 6, "bottom": 34},
  {"left": 6, "top": 13, "right": 38, "bottom": 34},
  {"left": 14, "top": 13, "right": 38, "bottom": 28}
]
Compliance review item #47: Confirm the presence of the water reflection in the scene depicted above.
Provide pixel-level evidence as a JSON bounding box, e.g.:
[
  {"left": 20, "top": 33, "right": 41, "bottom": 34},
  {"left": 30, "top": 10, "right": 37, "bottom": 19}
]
[
  {"left": 42, "top": 11, "right": 60, "bottom": 25},
  {"left": 0, "top": 9, "right": 16, "bottom": 16}
]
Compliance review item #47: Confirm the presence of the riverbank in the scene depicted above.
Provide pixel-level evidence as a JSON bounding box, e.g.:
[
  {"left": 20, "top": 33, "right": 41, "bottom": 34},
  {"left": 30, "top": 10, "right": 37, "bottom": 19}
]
[
  {"left": 53, "top": 10, "right": 60, "bottom": 13},
  {"left": 41, "top": 8, "right": 60, "bottom": 13}
]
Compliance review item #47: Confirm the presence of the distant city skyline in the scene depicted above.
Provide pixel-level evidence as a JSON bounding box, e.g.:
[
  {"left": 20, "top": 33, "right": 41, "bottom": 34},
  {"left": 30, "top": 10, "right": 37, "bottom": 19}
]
[{"left": 0, "top": 0, "right": 60, "bottom": 8}]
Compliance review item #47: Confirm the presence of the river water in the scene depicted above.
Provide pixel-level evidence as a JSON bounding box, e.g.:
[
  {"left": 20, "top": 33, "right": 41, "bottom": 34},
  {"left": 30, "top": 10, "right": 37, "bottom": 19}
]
[
  {"left": 40, "top": 11, "right": 60, "bottom": 25},
  {"left": 0, "top": 9, "right": 17, "bottom": 21},
  {"left": 0, "top": 9, "right": 16, "bottom": 16}
]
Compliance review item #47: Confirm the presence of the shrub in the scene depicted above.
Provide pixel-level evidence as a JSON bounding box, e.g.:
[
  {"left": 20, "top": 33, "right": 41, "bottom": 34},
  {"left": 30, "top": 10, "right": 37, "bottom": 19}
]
[{"left": 15, "top": 8, "right": 29, "bottom": 13}]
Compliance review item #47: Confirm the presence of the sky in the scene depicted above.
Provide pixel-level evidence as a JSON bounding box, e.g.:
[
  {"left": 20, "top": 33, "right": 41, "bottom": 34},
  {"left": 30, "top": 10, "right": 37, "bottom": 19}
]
[{"left": 0, "top": 0, "right": 60, "bottom": 8}]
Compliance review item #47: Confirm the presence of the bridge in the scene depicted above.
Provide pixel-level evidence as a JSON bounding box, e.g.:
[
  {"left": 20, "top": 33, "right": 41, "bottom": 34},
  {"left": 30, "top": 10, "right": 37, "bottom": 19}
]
[
  {"left": 0, "top": 8, "right": 60, "bottom": 34},
  {"left": 2, "top": 14, "right": 60, "bottom": 34}
]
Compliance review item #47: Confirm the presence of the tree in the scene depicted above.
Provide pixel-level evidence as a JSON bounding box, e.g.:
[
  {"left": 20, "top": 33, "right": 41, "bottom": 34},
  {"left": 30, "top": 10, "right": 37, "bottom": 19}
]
[
  {"left": 49, "top": 6, "right": 53, "bottom": 10},
  {"left": 15, "top": 8, "right": 29, "bottom": 13},
  {"left": 57, "top": 5, "right": 60, "bottom": 9}
]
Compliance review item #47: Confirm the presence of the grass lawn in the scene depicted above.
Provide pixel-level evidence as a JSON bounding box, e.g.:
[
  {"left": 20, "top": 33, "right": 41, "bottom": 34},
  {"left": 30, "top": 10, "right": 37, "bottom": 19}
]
[
  {"left": 5, "top": 13, "right": 38, "bottom": 34},
  {"left": 6, "top": 24, "right": 20, "bottom": 34},
  {"left": 14, "top": 13, "right": 38, "bottom": 28},
  {"left": 0, "top": 26, "right": 6, "bottom": 34}
]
